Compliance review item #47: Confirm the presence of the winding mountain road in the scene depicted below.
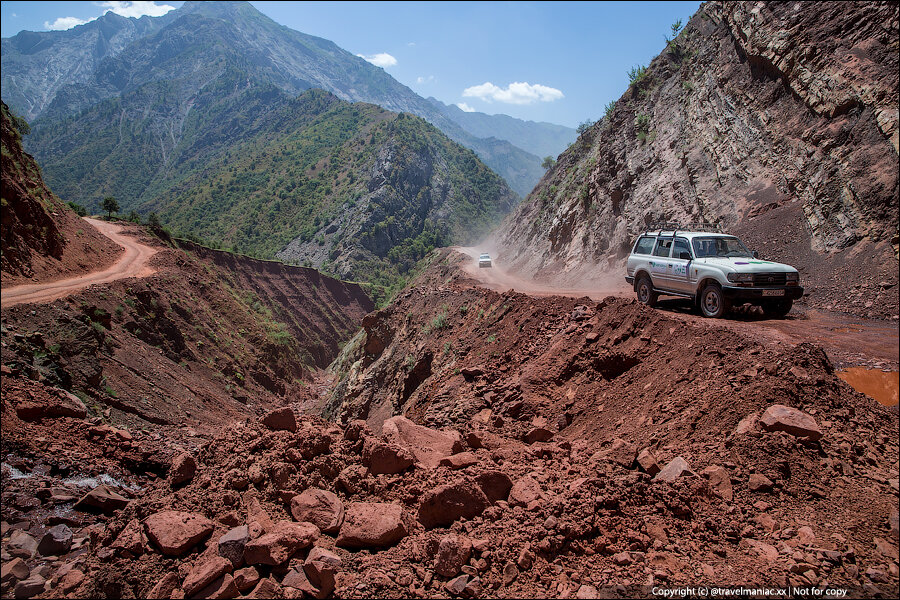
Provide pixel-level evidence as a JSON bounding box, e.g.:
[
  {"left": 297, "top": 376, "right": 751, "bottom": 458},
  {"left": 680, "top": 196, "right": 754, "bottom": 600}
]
[
  {"left": 456, "top": 246, "right": 899, "bottom": 372},
  {"left": 1, "top": 218, "right": 158, "bottom": 308}
]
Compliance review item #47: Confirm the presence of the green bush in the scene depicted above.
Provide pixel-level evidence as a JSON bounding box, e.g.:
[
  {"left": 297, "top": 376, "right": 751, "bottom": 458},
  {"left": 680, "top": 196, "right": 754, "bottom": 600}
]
[
  {"left": 67, "top": 201, "right": 88, "bottom": 217},
  {"left": 628, "top": 65, "right": 649, "bottom": 86},
  {"left": 603, "top": 101, "right": 616, "bottom": 120},
  {"left": 430, "top": 310, "right": 449, "bottom": 331}
]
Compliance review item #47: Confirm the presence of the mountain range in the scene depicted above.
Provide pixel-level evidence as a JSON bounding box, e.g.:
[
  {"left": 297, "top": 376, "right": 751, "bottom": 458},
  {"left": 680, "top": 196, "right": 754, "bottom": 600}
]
[{"left": 1, "top": 1, "right": 574, "bottom": 198}]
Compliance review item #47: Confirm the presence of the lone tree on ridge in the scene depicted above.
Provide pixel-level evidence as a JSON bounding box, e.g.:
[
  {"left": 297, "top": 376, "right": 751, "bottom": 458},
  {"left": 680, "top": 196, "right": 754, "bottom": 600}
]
[{"left": 101, "top": 196, "right": 119, "bottom": 219}]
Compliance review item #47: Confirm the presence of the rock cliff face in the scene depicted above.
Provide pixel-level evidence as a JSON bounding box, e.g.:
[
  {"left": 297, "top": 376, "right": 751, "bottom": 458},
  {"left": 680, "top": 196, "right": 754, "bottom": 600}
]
[{"left": 495, "top": 1, "right": 898, "bottom": 317}]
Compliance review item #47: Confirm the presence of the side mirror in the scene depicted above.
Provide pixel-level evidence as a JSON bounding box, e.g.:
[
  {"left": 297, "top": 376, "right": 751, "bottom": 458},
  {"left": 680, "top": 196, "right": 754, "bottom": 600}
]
[
  {"left": 752, "top": 250, "right": 759, "bottom": 259},
  {"left": 679, "top": 251, "right": 692, "bottom": 260}
]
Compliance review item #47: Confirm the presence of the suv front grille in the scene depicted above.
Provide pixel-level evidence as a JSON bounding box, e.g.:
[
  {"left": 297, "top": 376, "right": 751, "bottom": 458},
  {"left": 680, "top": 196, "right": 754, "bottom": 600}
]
[{"left": 752, "top": 273, "right": 786, "bottom": 287}]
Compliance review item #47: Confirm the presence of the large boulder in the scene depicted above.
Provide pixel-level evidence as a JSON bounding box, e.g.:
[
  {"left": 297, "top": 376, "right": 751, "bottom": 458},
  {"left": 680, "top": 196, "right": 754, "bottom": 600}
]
[
  {"left": 653, "top": 457, "right": 697, "bottom": 483},
  {"left": 434, "top": 534, "right": 473, "bottom": 577},
  {"left": 418, "top": 480, "right": 489, "bottom": 528},
  {"left": 111, "top": 519, "right": 146, "bottom": 556},
  {"left": 218, "top": 525, "right": 250, "bottom": 567},
  {"left": 7, "top": 530, "right": 38, "bottom": 559},
  {"left": 336, "top": 503, "right": 406, "bottom": 548},
  {"left": 194, "top": 574, "right": 238, "bottom": 599},
  {"left": 14, "top": 388, "right": 87, "bottom": 421},
  {"left": 261, "top": 407, "right": 297, "bottom": 432},
  {"left": 636, "top": 448, "right": 661, "bottom": 475},
  {"left": 439, "top": 452, "right": 479, "bottom": 469},
  {"left": 593, "top": 438, "right": 637, "bottom": 468},
  {"left": 37, "top": 524, "right": 72, "bottom": 556},
  {"left": 145, "top": 511, "right": 214, "bottom": 556},
  {"left": 169, "top": 453, "right": 197, "bottom": 486},
  {"left": 475, "top": 470, "right": 513, "bottom": 502},
  {"left": 146, "top": 573, "right": 179, "bottom": 600},
  {"left": 73, "top": 485, "right": 129, "bottom": 513},
  {"left": 362, "top": 439, "right": 415, "bottom": 475},
  {"left": 13, "top": 575, "right": 45, "bottom": 599},
  {"left": 302, "top": 547, "right": 342, "bottom": 598},
  {"left": 508, "top": 475, "right": 543, "bottom": 507},
  {"left": 381, "top": 416, "right": 463, "bottom": 469},
  {"left": 289, "top": 489, "right": 344, "bottom": 534},
  {"left": 182, "top": 556, "right": 233, "bottom": 597},
  {"left": 244, "top": 521, "right": 319, "bottom": 566},
  {"left": 1, "top": 558, "right": 30, "bottom": 583},
  {"left": 702, "top": 465, "right": 734, "bottom": 501},
  {"left": 759, "top": 405, "right": 823, "bottom": 441}
]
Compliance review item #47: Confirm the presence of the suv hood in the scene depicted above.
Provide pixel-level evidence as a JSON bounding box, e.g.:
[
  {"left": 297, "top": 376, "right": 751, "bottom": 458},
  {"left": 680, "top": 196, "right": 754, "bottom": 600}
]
[{"left": 697, "top": 257, "right": 798, "bottom": 273}]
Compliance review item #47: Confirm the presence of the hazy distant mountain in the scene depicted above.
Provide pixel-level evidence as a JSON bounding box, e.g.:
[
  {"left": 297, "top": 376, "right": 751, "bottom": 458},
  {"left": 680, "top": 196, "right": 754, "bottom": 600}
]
[
  {"left": 428, "top": 97, "right": 576, "bottom": 160},
  {"left": 1, "top": 1, "right": 543, "bottom": 195}
]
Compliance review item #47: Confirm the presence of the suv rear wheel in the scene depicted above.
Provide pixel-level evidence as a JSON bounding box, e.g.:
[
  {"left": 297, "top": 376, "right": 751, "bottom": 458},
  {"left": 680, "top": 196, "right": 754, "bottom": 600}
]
[
  {"left": 762, "top": 299, "right": 793, "bottom": 318},
  {"left": 699, "top": 283, "right": 730, "bottom": 318},
  {"left": 635, "top": 275, "right": 658, "bottom": 307}
]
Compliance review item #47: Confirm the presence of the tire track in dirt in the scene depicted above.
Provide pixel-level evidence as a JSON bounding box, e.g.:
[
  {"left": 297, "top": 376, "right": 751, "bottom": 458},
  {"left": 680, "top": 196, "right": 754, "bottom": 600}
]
[{"left": 1, "top": 218, "right": 158, "bottom": 308}]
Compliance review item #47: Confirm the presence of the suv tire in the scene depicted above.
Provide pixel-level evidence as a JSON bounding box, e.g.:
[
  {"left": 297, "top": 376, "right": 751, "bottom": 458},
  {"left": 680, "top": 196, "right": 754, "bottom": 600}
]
[
  {"left": 762, "top": 299, "right": 793, "bottom": 318},
  {"left": 699, "top": 283, "right": 730, "bottom": 318},
  {"left": 635, "top": 275, "right": 658, "bottom": 307}
]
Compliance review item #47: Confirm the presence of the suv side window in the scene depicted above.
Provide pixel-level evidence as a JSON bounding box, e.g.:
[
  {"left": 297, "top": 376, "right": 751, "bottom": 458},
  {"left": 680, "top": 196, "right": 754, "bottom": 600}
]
[
  {"left": 673, "top": 238, "right": 692, "bottom": 259},
  {"left": 653, "top": 238, "right": 673, "bottom": 257},
  {"left": 633, "top": 236, "right": 655, "bottom": 255}
]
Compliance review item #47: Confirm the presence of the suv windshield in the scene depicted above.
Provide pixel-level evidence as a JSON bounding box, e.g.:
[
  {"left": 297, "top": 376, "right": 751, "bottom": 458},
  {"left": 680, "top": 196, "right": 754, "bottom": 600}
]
[{"left": 692, "top": 236, "right": 753, "bottom": 258}]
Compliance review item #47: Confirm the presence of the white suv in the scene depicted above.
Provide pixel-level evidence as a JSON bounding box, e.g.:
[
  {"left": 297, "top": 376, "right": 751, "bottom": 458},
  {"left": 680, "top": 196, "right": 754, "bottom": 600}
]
[{"left": 625, "top": 224, "right": 803, "bottom": 318}]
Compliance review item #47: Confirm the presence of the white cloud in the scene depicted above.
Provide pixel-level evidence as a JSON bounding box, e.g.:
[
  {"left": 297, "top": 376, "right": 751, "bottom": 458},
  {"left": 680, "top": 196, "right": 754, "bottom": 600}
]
[
  {"left": 462, "top": 81, "right": 564, "bottom": 105},
  {"left": 44, "top": 2, "right": 174, "bottom": 31},
  {"left": 456, "top": 103, "right": 476, "bottom": 113},
  {"left": 356, "top": 53, "right": 397, "bottom": 68},
  {"left": 416, "top": 75, "right": 435, "bottom": 85},
  {"left": 44, "top": 16, "right": 89, "bottom": 30},
  {"left": 99, "top": 2, "right": 176, "bottom": 19}
]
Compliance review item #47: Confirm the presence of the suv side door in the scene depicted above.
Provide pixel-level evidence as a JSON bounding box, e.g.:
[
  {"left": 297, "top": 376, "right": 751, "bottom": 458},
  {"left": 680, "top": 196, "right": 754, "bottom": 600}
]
[
  {"left": 649, "top": 236, "right": 674, "bottom": 290},
  {"left": 669, "top": 237, "right": 694, "bottom": 293}
]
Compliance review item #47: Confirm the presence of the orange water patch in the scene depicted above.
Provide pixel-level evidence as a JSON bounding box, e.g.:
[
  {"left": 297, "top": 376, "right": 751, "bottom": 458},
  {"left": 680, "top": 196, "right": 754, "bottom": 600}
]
[{"left": 837, "top": 368, "right": 899, "bottom": 407}]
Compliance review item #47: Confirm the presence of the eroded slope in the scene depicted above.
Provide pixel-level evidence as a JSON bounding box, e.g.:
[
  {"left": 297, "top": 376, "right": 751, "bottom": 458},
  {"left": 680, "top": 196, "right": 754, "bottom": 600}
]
[{"left": 0, "top": 101, "right": 122, "bottom": 286}]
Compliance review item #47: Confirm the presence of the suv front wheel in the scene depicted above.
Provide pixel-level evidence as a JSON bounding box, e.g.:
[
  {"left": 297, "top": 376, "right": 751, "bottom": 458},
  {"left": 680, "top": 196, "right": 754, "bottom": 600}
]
[
  {"left": 635, "top": 275, "right": 658, "bottom": 307},
  {"left": 699, "top": 283, "right": 730, "bottom": 318}
]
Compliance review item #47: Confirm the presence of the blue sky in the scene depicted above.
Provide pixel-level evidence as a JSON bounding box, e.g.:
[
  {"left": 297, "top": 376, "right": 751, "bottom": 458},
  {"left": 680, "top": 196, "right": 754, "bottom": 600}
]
[{"left": 1, "top": 1, "right": 702, "bottom": 128}]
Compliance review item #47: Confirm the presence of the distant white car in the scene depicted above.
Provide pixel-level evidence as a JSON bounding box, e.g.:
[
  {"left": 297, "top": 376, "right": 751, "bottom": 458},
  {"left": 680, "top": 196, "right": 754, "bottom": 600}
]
[{"left": 478, "top": 253, "right": 492, "bottom": 268}]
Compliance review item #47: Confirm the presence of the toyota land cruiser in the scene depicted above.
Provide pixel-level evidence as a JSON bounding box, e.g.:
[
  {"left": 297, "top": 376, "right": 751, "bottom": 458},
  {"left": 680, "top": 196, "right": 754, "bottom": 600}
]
[{"left": 625, "top": 223, "right": 803, "bottom": 318}]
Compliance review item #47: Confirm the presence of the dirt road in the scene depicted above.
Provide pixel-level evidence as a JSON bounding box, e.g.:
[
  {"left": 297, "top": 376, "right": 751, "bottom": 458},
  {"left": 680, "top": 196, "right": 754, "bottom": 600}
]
[
  {"left": 456, "top": 247, "right": 899, "bottom": 372},
  {"left": 1, "top": 218, "right": 158, "bottom": 308}
]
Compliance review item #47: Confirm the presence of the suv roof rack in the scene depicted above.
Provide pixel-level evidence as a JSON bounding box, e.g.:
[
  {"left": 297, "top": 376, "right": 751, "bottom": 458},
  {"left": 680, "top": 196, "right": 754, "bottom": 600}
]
[{"left": 646, "top": 221, "right": 723, "bottom": 234}]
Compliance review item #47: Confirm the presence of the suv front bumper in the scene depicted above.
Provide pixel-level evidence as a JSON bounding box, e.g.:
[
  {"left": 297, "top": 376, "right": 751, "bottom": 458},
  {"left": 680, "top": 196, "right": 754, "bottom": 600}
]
[{"left": 722, "top": 285, "right": 804, "bottom": 302}]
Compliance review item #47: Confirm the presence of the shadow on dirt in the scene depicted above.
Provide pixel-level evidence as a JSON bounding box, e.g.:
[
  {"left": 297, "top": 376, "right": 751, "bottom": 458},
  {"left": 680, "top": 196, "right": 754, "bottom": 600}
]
[{"left": 652, "top": 297, "right": 806, "bottom": 322}]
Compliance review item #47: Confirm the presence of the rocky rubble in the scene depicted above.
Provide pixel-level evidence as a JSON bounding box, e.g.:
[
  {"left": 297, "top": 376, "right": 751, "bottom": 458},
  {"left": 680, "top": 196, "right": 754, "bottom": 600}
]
[
  {"left": 3, "top": 251, "right": 899, "bottom": 598},
  {"left": 3, "top": 306, "right": 897, "bottom": 598}
]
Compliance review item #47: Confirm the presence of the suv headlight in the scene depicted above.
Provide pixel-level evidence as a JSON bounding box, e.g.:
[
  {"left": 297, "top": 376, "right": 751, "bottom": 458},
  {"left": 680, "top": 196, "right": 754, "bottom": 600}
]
[
  {"left": 786, "top": 272, "right": 799, "bottom": 285},
  {"left": 726, "top": 273, "right": 753, "bottom": 283}
]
